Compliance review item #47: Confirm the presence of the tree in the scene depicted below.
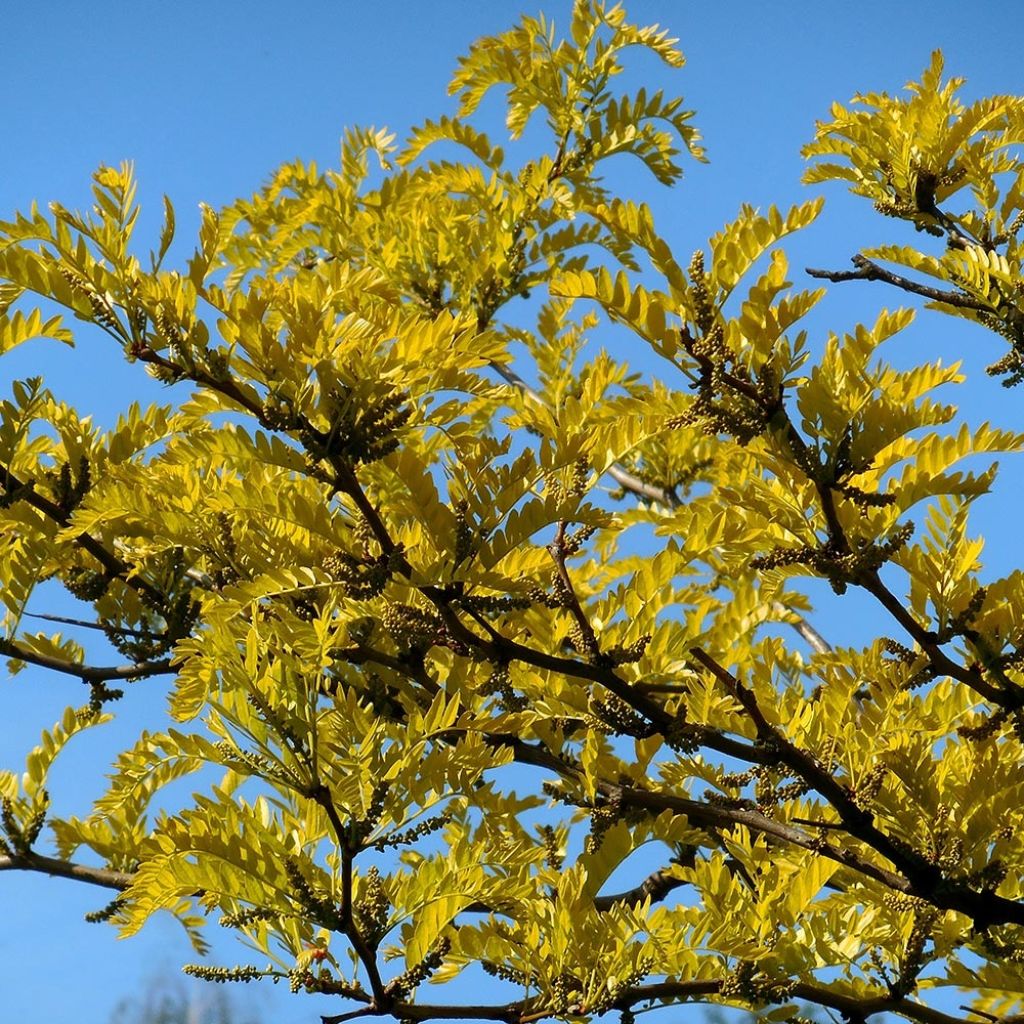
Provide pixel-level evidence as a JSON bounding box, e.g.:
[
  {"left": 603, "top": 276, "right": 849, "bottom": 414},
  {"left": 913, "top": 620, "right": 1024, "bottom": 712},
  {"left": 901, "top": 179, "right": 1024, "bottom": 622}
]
[
  {"left": 1, "top": 3, "right": 1024, "bottom": 1023},
  {"left": 108, "top": 971, "right": 264, "bottom": 1024}
]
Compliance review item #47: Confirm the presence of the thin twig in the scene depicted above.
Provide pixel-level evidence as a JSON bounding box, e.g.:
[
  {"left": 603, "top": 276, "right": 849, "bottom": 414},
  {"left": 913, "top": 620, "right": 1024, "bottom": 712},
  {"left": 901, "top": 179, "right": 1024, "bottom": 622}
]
[{"left": 806, "top": 254, "right": 987, "bottom": 311}]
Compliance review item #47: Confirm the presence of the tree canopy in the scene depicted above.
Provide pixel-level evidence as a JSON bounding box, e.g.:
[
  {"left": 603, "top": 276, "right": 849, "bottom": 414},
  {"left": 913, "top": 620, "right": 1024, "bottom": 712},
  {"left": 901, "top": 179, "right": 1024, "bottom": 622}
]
[{"left": 3, "top": 4, "right": 1024, "bottom": 1023}]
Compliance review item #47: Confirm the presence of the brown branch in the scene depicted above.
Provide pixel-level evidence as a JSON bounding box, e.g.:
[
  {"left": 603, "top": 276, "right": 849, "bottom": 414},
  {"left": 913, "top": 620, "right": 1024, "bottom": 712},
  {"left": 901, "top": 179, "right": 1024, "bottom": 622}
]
[
  {"left": 0, "top": 461, "right": 168, "bottom": 609},
  {"left": 712, "top": 346, "right": 1020, "bottom": 713},
  {"left": 685, "top": 646, "right": 1024, "bottom": 927},
  {"left": 0, "top": 851, "right": 133, "bottom": 891},
  {"left": 861, "top": 570, "right": 1022, "bottom": 708},
  {"left": 331, "top": 643, "right": 440, "bottom": 697},
  {"left": 0, "top": 637, "right": 173, "bottom": 684},
  {"left": 612, "top": 781, "right": 909, "bottom": 893},
  {"left": 24, "top": 610, "right": 157, "bottom": 634},
  {"left": 594, "top": 866, "right": 688, "bottom": 911},
  {"left": 806, "top": 254, "right": 988, "bottom": 311},
  {"left": 136, "top": 347, "right": 266, "bottom": 420},
  {"left": 317, "top": 790, "right": 388, "bottom": 1005},
  {"left": 327, "top": 1003, "right": 522, "bottom": 1024},
  {"left": 323, "top": 973, "right": 969, "bottom": 1024},
  {"left": 614, "top": 978, "right": 967, "bottom": 1024},
  {"left": 547, "top": 520, "right": 601, "bottom": 659},
  {"left": 790, "top": 982, "right": 970, "bottom": 1024},
  {"left": 779, "top": 603, "right": 833, "bottom": 653}
]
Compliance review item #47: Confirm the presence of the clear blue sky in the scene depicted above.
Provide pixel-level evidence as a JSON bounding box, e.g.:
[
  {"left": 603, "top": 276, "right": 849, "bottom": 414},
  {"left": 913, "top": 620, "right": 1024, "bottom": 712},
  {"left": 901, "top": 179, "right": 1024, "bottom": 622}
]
[{"left": 2, "top": 2, "right": 1023, "bottom": 1021}]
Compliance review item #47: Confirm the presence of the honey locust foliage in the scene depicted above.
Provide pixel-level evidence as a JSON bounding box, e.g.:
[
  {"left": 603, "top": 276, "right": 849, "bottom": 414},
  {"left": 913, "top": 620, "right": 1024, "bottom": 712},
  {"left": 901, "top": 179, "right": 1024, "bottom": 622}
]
[{"left": 3, "top": 6, "right": 1024, "bottom": 1024}]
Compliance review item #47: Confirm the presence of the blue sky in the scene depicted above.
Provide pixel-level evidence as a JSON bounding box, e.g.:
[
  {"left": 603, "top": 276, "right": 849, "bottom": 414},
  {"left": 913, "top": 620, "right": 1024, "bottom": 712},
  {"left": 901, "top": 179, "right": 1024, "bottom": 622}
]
[{"left": 2, "top": 2, "right": 1024, "bottom": 1021}]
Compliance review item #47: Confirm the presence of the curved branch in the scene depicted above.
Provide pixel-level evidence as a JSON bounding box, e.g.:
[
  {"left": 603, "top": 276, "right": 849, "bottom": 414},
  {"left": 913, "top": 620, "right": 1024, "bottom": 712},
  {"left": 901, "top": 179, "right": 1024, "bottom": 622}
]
[
  {"left": 0, "top": 637, "right": 173, "bottom": 684},
  {"left": 806, "top": 254, "right": 987, "bottom": 311},
  {"left": 594, "top": 867, "right": 687, "bottom": 911},
  {"left": 685, "top": 646, "right": 1024, "bottom": 928},
  {"left": 616, "top": 978, "right": 967, "bottom": 1024},
  {"left": 0, "top": 461, "right": 169, "bottom": 610},
  {"left": 0, "top": 851, "right": 133, "bottom": 891},
  {"left": 322, "top": 975, "right": 969, "bottom": 1024}
]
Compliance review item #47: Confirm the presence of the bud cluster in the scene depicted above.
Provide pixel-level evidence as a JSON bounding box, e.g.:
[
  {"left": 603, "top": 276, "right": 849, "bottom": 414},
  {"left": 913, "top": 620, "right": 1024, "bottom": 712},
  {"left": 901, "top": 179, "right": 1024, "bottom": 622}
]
[
  {"left": 210, "top": 510, "right": 241, "bottom": 589},
  {"left": 585, "top": 790, "right": 623, "bottom": 854},
  {"left": 589, "top": 694, "right": 656, "bottom": 739},
  {"left": 604, "top": 634, "right": 652, "bottom": 666},
  {"left": 453, "top": 499, "right": 476, "bottom": 564},
  {"left": 85, "top": 896, "right": 127, "bottom": 924},
  {"left": 719, "top": 959, "right": 795, "bottom": 1006},
  {"left": 751, "top": 523, "right": 914, "bottom": 595},
  {"left": 546, "top": 459, "right": 590, "bottom": 505},
  {"left": 925, "top": 803, "right": 964, "bottom": 872},
  {"left": 381, "top": 602, "right": 446, "bottom": 649},
  {"left": 48, "top": 455, "right": 92, "bottom": 514},
  {"left": 283, "top": 856, "right": 344, "bottom": 931},
  {"left": 87, "top": 682, "right": 124, "bottom": 714},
  {"left": 480, "top": 663, "right": 528, "bottom": 712},
  {"left": 219, "top": 905, "right": 278, "bottom": 929},
  {"left": 852, "top": 764, "right": 888, "bottom": 807},
  {"left": 592, "top": 957, "right": 654, "bottom": 1014},
  {"left": 537, "top": 824, "right": 564, "bottom": 871},
  {"left": 966, "top": 858, "right": 1008, "bottom": 894},
  {"left": 548, "top": 971, "right": 585, "bottom": 1015},
  {"left": 323, "top": 545, "right": 402, "bottom": 599},
  {"left": 388, "top": 937, "right": 451, "bottom": 999},
  {"left": 183, "top": 964, "right": 262, "bottom": 984},
  {"left": 350, "top": 780, "right": 391, "bottom": 847},
  {"left": 958, "top": 706, "right": 1009, "bottom": 741},
  {"left": 1, "top": 792, "right": 48, "bottom": 857},
  {"left": 891, "top": 905, "right": 939, "bottom": 997},
  {"left": 938, "top": 587, "right": 990, "bottom": 642},
  {"left": 482, "top": 960, "right": 535, "bottom": 986},
  {"left": 353, "top": 866, "right": 391, "bottom": 946},
  {"left": 215, "top": 742, "right": 294, "bottom": 787},
  {"left": 64, "top": 566, "right": 112, "bottom": 602},
  {"left": 306, "top": 384, "right": 412, "bottom": 467}
]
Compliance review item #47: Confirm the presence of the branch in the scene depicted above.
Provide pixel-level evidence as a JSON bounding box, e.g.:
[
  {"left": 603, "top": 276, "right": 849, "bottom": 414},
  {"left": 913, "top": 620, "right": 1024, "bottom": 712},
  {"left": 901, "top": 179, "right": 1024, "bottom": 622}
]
[
  {"left": 0, "top": 851, "right": 133, "bottom": 891},
  {"left": 615, "top": 978, "right": 968, "bottom": 1024},
  {"left": 861, "top": 570, "right": 1023, "bottom": 709},
  {"left": 612, "top": 781, "right": 909, "bottom": 893},
  {"left": 547, "top": 520, "right": 601, "bottom": 659},
  {"left": 490, "top": 359, "right": 680, "bottom": 505},
  {"left": 0, "top": 637, "right": 173, "bottom": 684},
  {"left": 593, "top": 866, "right": 688, "bottom": 911},
  {"left": 806, "top": 254, "right": 988, "bottom": 312},
  {"left": 781, "top": 605, "right": 832, "bottom": 653},
  {"left": 0, "top": 461, "right": 168, "bottom": 610},
  {"left": 686, "top": 646, "right": 1024, "bottom": 928},
  {"left": 323, "top": 973, "right": 970, "bottom": 1024},
  {"left": 317, "top": 791, "right": 388, "bottom": 1004},
  {"left": 791, "top": 982, "right": 970, "bottom": 1024},
  {"left": 24, "top": 611, "right": 159, "bottom": 639},
  {"left": 325, "top": 1003, "right": 522, "bottom": 1024}
]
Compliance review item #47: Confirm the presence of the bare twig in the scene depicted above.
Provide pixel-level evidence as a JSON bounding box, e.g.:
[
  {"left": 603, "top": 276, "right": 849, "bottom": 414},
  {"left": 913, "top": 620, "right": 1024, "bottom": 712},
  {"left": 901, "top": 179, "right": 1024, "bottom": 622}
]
[
  {"left": 806, "top": 254, "right": 987, "bottom": 311},
  {"left": 0, "top": 851, "right": 133, "bottom": 891},
  {"left": 24, "top": 611, "right": 159, "bottom": 639}
]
